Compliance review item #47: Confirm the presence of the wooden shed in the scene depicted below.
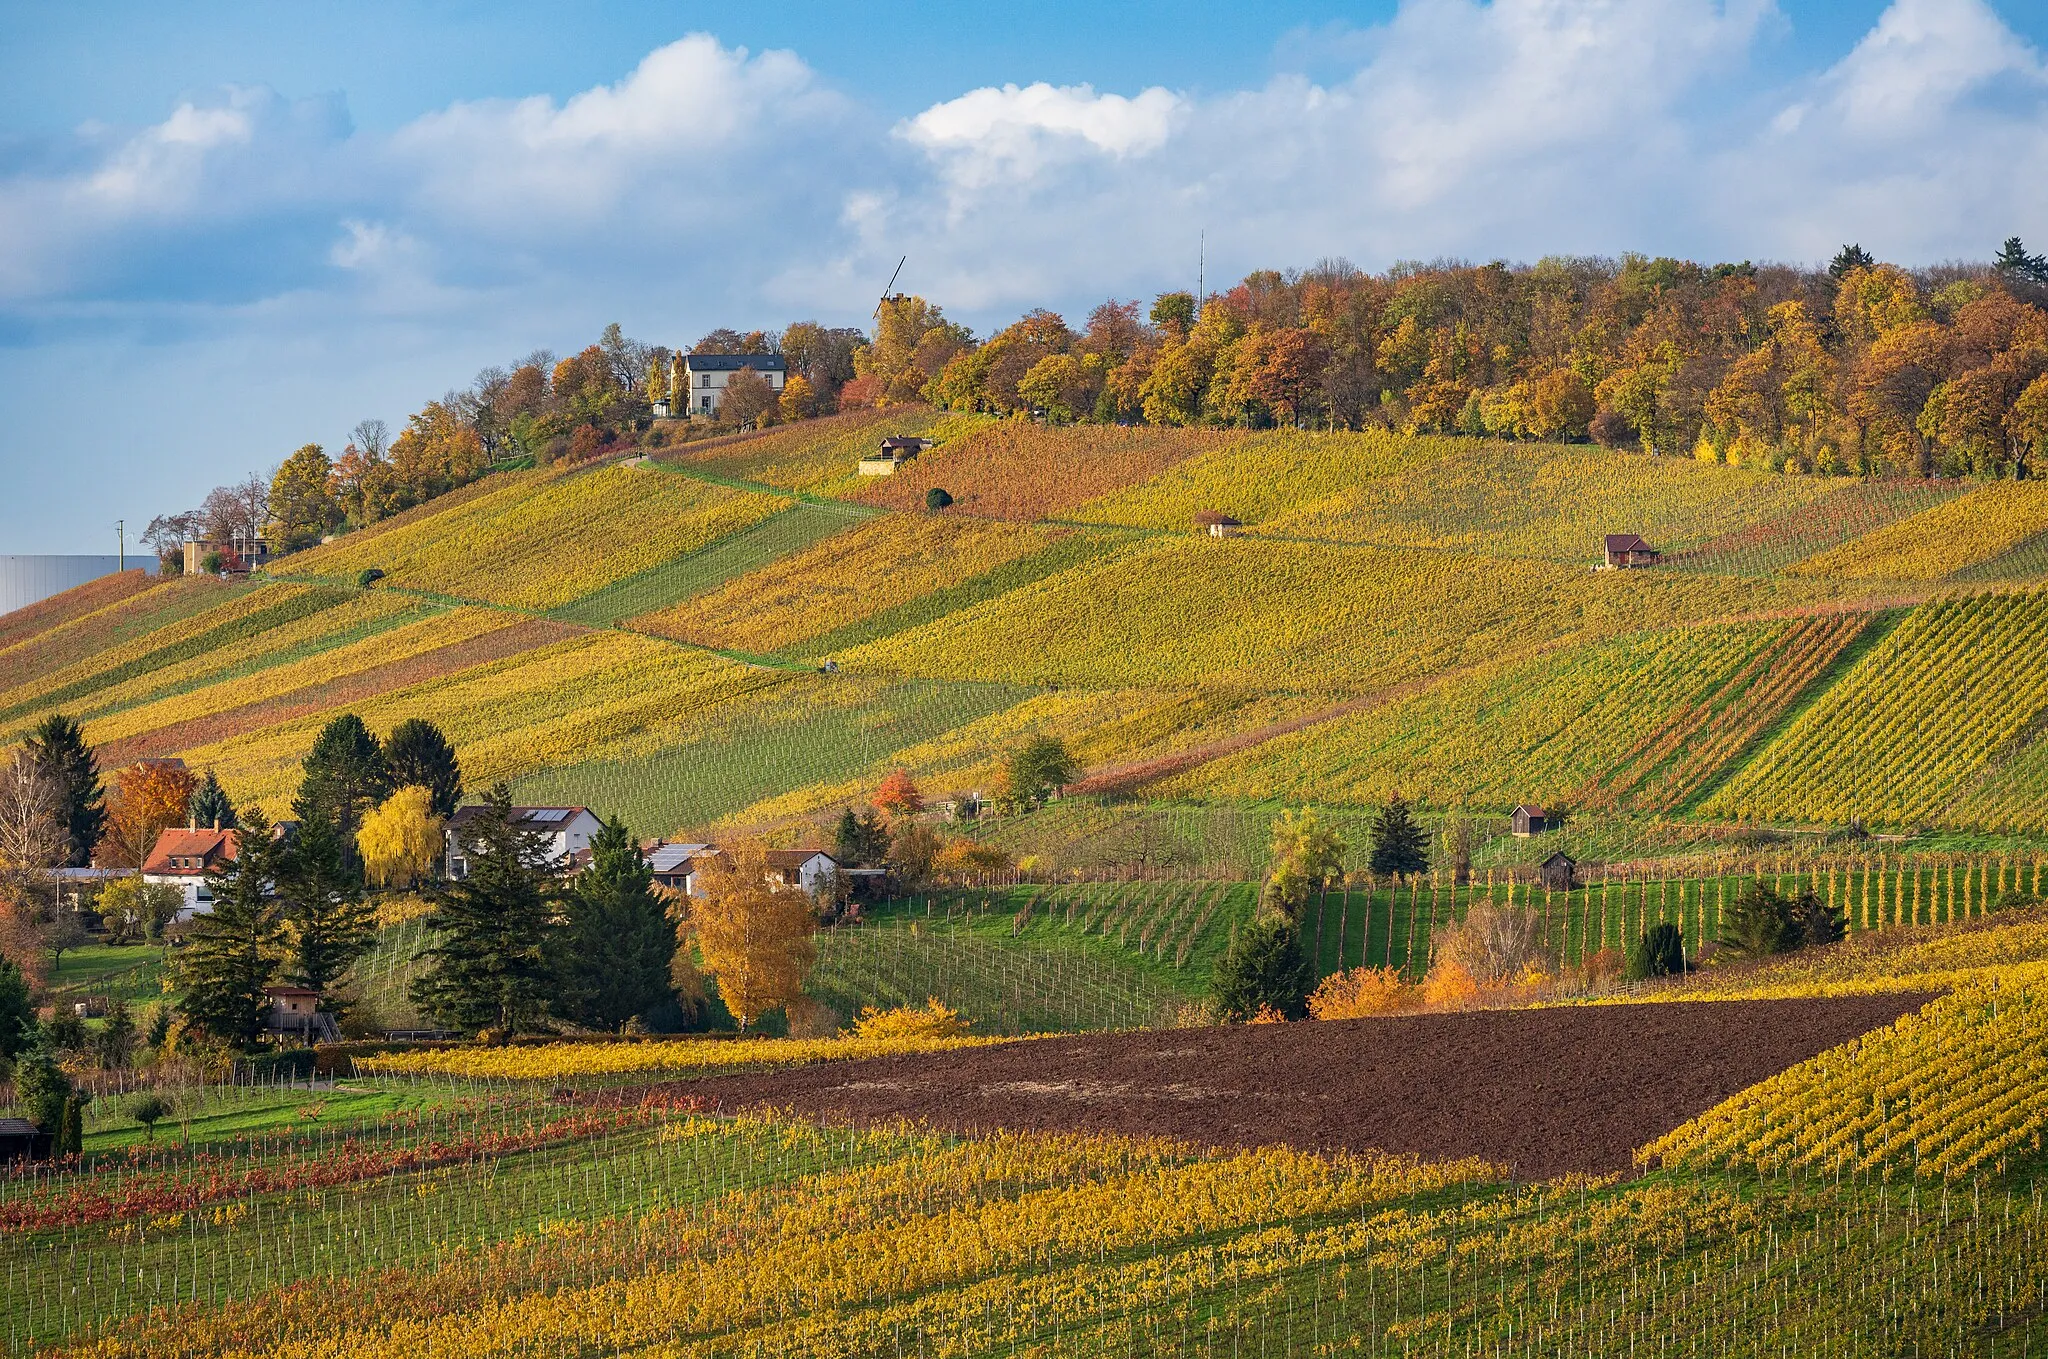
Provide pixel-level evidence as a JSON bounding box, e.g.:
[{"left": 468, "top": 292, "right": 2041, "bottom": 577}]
[
  {"left": 1510, "top": 804, "right": 1547, "bottom": 837},
  {"left": 1602, "top": 534, "right": 1660, "bottom": 569},
  {"left": 0, "top": 1118, "right": 52, "bottom": 1165},
  {"left": 1539, "top": 851, "right": 1578, "bottom": 891}
]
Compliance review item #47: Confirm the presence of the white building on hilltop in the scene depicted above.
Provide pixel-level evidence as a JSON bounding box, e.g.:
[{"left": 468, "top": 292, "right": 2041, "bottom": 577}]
[{"left": 664, "top": 353, "right": 788, "bottom": 418}]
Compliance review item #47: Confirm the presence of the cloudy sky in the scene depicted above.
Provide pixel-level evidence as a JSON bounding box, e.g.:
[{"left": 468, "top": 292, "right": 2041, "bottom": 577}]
[{"left": 3, "top": 0, "right": 2046, "bottom": 553}]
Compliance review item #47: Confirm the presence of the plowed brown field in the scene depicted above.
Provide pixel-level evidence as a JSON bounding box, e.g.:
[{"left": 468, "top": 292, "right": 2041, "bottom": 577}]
[{"left": 678, "top": 996, "right": 1929, "bottom": 1178}]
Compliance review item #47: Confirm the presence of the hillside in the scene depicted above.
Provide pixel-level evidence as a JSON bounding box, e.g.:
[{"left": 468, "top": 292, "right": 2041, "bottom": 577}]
[{"left": 10, "top": 416, "right": 2048, "bottom": 863}]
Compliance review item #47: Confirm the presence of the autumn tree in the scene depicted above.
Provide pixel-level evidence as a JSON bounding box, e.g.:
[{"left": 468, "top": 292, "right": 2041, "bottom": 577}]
[
  {"left": 383, "top": 718, "right": 462, "bottom": 819},
  {"left": 1007, "top": 737, "right": 1078, "bottom": 811},
  {"left": 106, "top": 760, "right": 196, "bottom": 870},
  {"left": 689, "top": 840, "right": 816, "bottom": 1030},
  {"left": 720, "top": 368, "right": 779, "bottom": 429},
  {"left": 1261, "top": 808, "right": 1346, "bottom": 919},
  {"left": 358, "top": 786, "right": 443, "bottom": 888},
  {"left": 409, "top": 786, "right": 559, "bottom": 1035},
  {"left": 0, "top": 751, "right": 66, "bottom": 920},
  {"left": 872, "top": 770, "right": 925, "bottom": 820},
  {"left": 24, "top": 715, "right": 103, "bottom": 867},
  {"left": 268, "top": 444, "right": 341, "bottom": 550}
]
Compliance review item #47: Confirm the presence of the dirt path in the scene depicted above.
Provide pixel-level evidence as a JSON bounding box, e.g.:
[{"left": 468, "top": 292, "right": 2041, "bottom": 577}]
[{"left": 672, "top": 995, "right": 1929, "bottom": 1178}]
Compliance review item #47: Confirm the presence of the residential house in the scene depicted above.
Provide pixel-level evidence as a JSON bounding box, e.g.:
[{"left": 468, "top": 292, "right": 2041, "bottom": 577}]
[
  {"left": 765, "top": 849, "right": 841, "bottom": 897},
  {"left": 1538, "top": 852, "right": 1578, "bottom": 891},
  {"left": 141, "top": 827, "right": 242, "bottom": 919},
  {"left": 443, "top": 806, "right": 605, "bottom": 879},
  {"left": 1602, "top": 534, "right": 1660, "bottom": 569},
  {"left": 646, "top": 841, "right": 712, "bottom": 896},
  {"left": 674, "top": 353, "right": 788, "bottom": 419},
  {"left": 1510, "top": 805, "right": 1548, "bottom": 838},
  {"left": 182, "top": 535, "right": 272, "bottom": 575},
  {"left": 263, "top": 985, "right": 339, "bottom": 1044}
]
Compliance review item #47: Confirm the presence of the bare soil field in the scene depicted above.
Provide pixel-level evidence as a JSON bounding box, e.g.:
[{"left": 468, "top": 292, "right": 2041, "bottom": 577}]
[{"left": 678, "top": 996, "right": 1930, "bottom": 1178}]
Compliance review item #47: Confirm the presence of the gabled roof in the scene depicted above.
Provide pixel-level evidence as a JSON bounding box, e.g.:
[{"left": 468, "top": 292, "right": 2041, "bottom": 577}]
[
  {"left": 1542, "top": 851, "right": 1577, "bottom": 867},
  {"left": 1510, "top": 804, "right": 1546, "bottom": 818},
  {"left": 1604, "top": 533, "right": 1654, "bottom": 553},
  {"left": 683, "top": 353, "right": 788, "bottom": 372},
  {"left": 765, "top": 849, "right": 837, "bottom": 869},
  {"left": 142, "top": 828, "right": 238, "bottom": 876}
]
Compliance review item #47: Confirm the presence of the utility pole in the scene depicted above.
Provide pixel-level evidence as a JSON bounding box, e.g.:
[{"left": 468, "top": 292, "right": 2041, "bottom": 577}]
[
  {"left": 116, "top": 519, "right": 124, "bottom": 572},
  {"left": 1198, "top": 230, "right": 1205, "bottom": 319}
]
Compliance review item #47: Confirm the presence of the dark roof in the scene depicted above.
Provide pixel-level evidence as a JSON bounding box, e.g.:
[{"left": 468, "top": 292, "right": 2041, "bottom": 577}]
[
  {"left": 879, "top": 436, "right": 928, "bottom": 451},
  {"left": 684, "top": 353, "right": 787, "bottom": 372},
  {"left": 1542, "top": 851, "right": 1577, "bottom": 867},
  {"left": 1511, "top": 804, "right": 1546, "bottom": 818},
  {"left": 447, "top": 806, "right": 593, "bottom": 831},
  {"left": 0, "top": 1118, "right": 40, "bottom": 1138},
  {"left": 1192, "top": 509, "right": 1242, "bottom": 526},
  {"left": 1604, "top": 534, "right": 1654, "bottom": 553}
]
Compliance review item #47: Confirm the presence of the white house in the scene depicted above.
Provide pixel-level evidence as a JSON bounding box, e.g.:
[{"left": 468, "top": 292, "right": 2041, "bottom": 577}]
[
  {"left": 443, "top": 805, "right": 606, "bottom": 879},
  {"left": 671, "top": 353, "right": 788, "bottom": 419},
  {"left": 645, "top": 845, "right": 841, "bottom": 899},
  {"left": 141, "top": 827, "right": 241, "bottom": 920}
]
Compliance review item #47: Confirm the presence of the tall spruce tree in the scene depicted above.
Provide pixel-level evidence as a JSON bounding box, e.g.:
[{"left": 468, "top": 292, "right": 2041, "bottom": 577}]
[
  {"left": 1211, "top": 914, "right": 1314, "bottom": 1021},
  {"left": 276, "top": 810, "right": 373, "bottom": 1004},
  {"left": 24, "top": 714, "right": 103, "bottom": 868},
  {"left": 0, "top": 957, "right": 36, "bottom": 1060},
  {"left": 1367, "top": 796, "right": 1429, "bottom": 878},
  {"left": 176, "top": 810, "right": 286, "bottom": 1048},
  {"left": 410, "top": 785, "right": 558, "bottom": 1035},
  {"left": 383, "top": 718, "right": 463, "bottom": 819},
  {"left": 294, "top": 714, "right": 392, "bottom": 864},
  {"left": 189, "top": 770, "right": 237, "bottom": 830},
  {"left": 552, "top": 817, "right": 675, "bottom": 1031}
]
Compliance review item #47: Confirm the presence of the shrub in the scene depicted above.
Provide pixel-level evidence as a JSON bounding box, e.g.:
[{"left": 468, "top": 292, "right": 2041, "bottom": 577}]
[
  {"left": 1420, "top": 960, "right": 1479, "bottom": 1009},
  {"left": 1625, "top": 922, "right": 1687, "bottom": 981},
  {"left": 127, "top": 1092, "right": 172, "bottom": 1140},
  {"left": 925, "top": 487, "right": 954, "bottom": 510},
  {"left": 1307, "top": 965, "right": 1409, "bottom": 1019},
  {"left": 201, "top": 552, "right": 226, "bottom": 575},
  {"left": 1211, "top": 913, "right": 1314, "bottom": 1022},
  {"left": 1789, "top": 890, "right": 1845, "bottom": 947},
  {"left": 1432, "top": 902, "right": 1545, "bottom": 984},
  {"left": 852, "top": 999, "right": 971, "bottom": 1040},
  {"left": 357, "top": 568, "right": 385, "bottom": 587}
]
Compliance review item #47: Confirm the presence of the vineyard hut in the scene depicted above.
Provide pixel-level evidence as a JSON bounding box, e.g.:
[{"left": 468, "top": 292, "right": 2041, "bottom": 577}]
[
  {"left": 1510, "top": 805, "right": 1548, "bottom": 837},
  {"left": 859, "top": 436, "right": 930, "bottom": 475},
  {"left": 1193, "top": 510, "right": 1243, "bottom": 538},
  {"left": 263, "top": 985, "right": 338, "bottom": 1042},
  {"left": 0, "top": 1118, "right": 52, "bottom": 1165},
  {"left": 1539, "top": 851, "right": 1578, "bottom": 891},
  {"left": 1602, "top": 533, "right": 1660, "bottom": 569}
]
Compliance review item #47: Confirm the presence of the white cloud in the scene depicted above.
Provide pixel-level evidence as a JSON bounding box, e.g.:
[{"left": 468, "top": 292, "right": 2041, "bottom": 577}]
[
  {"left": 1827, "top": 0, "right": 2042, "bottom": 130},
  {"left": 900, "top": 82, "right": 1182, "bottom": 190}
]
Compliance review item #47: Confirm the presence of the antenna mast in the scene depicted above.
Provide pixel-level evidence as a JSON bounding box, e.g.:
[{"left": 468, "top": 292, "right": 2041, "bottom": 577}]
[
  {"left": 873, "top": 255, "right": 908, "bottom": 320},
  {"left": 116, "top": 519, "right": 125, "bottom": 572}
]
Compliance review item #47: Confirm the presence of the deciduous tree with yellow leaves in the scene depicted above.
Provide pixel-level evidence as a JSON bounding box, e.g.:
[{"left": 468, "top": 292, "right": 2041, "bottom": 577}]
[{"left": 690, "top": 840, "right": 817, "bottom": 1030}]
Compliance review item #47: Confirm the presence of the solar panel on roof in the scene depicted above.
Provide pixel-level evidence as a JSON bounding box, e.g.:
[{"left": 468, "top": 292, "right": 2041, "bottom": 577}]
[{"left": 529, "top": 808, "right": 570, "bottom": 823}]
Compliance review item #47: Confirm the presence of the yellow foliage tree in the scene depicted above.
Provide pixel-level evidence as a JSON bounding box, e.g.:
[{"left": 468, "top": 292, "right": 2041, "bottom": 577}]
[
  {"left": 690, "top": 841, "right": 817, "bottom": 1030},
  {"left": 358, "top": 785, "right": 443, "bottom": 888}
]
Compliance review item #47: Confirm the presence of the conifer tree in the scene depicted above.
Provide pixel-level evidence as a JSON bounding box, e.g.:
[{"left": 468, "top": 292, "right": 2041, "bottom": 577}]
[
  {"left": 176, "top": 809, "right": 286, "bottom": 1048},
  {"left": 383, "top": 718, "right": 463, "bottom": 819},
  {"left": 410, "top": 785, "right": 558, "bottom": 1035},
  {"left": 277, "top": 810, "right": 373, "bottom": 1004},
  {"left": 12, "top": 1044, "right": 72, "bottom": 1133},
  {"left": 1211, "top": 914, "right": 1314, "bottom": 1022},
  {"left": 24, "top": 714, "right": 103, "bottom": 867},
  {"left": 552, "top": 817, "right": 675, "bottom": 1030},
  {"left": 1367, "top": 795, "right": 1430, "bottom": 878},
  {"left": 294, "top": 714, "right": 392, "bottom": 863},
  {"left": 0, "top": 958, "right": 35, "bottom": 1060},
  {"left": 834, "top": 808, "right": 890, "bottom": 867},
  {"left": 189, "top": 770, "right": 237, "bottom": 830}
]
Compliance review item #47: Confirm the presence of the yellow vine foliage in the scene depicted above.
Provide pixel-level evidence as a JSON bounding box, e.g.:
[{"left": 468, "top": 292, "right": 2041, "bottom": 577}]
[
  {"left": 281, "top": 464, "right": 787, "bottom": 609},
  {"left": 355, "top": 1031, "right": 998, "bottom": 1078},
  {"left": 636, "top": 513, "right": 1061, "bottom": 654},
  {"left": 1639, "top": 972, "right": 2048, "bottom": 1180},
  {"left": 1790, "top": 480, "right": 2048, "bottom": 579},
  {"left": 850, "top": 998, "right": 971, "bottom": 1039}
]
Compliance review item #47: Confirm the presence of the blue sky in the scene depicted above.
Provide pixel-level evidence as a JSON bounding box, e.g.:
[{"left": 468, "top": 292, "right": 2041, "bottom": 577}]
[{"left": 2, "top": 0, "right": 2046, "bottom": 553}]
